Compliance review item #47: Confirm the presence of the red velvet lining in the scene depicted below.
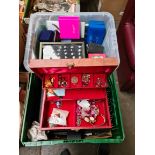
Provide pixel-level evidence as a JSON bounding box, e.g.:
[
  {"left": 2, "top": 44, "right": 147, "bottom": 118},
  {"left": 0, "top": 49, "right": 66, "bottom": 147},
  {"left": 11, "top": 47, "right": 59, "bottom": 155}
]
[
  {"left": 43, "top": 73, "right": 107, "bottom": 89},
  {"left": 40, "top": 89, "right": 112, "bottom": 130},
  {"left": 46, "top": 88, "right": 106, "bottom": 101}
]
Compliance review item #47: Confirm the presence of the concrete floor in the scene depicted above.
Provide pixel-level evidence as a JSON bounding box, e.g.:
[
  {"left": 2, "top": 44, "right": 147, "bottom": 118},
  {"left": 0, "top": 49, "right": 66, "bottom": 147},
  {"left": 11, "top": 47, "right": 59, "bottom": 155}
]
[{"left": 19, "top": 73, "right": 135, "bottom": 155}]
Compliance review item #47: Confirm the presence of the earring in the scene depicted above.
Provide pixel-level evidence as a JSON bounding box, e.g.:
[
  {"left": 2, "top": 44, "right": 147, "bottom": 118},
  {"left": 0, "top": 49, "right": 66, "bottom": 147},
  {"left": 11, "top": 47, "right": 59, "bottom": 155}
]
[
  {"left": 50, "top": 77, "right": 55, "bottom": 87},
  {"left": 55, "top": 101, "right": 62, "bottom": 108},
  {"left": 95, "top": 78, "right": 103, "bottom": 88},
  {"left": 58, "top": 76, "right": 67, "bottom": 87}
]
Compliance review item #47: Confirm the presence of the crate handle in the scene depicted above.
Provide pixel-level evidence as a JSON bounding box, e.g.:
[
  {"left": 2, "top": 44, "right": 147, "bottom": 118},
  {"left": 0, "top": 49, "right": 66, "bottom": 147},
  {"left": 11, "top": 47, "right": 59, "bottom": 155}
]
[{"left": 66, "top": 63, "right": 75, "bottom": 69}]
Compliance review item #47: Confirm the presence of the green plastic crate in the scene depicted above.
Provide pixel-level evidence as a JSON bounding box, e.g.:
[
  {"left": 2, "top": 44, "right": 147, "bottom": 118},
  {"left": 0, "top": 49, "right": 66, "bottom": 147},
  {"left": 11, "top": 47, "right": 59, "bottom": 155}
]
[{"left": 20, "top": 73, "right": 125, "bottom": 146}]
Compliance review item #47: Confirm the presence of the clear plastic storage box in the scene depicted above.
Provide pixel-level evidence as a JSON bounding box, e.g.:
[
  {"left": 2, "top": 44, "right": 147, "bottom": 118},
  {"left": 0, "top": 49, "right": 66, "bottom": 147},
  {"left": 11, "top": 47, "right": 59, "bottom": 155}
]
[{"left": 24, "top": 12, "right": 119, "bottom": 73}]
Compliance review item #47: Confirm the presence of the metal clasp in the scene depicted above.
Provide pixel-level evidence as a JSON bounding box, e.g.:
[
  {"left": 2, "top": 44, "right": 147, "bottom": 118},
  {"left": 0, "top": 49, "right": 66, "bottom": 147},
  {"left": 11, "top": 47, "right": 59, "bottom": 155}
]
[{"left": 66, "top": 63, "right": 75, "bottom": 69}]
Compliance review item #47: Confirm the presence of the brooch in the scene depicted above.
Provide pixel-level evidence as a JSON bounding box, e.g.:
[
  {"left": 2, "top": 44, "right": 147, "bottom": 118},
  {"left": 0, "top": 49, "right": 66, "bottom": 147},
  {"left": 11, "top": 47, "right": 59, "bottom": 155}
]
[
  {"left": 95, "top": 78, "right": 103, "bottom": 88},
  {"left": 71, "top": 76, "right": 78, "bottom": 84},
  {"left": 82, "top": 74, "right": 90, "bottom": 87}
]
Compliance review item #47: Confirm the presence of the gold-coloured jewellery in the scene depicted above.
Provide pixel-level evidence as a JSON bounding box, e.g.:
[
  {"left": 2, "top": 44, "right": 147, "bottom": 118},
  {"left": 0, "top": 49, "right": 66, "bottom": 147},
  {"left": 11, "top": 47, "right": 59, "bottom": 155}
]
[
  {"left": 71, "top": 76, "right": 78, "bottom": 84},
  {"left": 82, "top": 74, "right": 90, "bottom": 87}
]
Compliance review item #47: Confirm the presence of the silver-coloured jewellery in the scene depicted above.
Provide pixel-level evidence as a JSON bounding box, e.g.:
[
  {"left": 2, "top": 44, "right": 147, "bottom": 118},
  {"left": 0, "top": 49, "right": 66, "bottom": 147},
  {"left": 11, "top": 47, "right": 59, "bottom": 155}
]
[
  {"left": 55, "top": 101, "right": 62, "bottom": 108},
  {"left": 58, "top": 75, "right": 67, "bottom": 87}
]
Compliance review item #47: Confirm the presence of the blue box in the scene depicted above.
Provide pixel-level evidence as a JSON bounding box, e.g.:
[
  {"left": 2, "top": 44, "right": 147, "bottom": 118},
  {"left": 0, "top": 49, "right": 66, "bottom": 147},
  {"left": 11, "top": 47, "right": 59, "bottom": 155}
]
[
  {"left": 86, "top": 21, "right": 106, "bottom": 44},
  {"left": 39, "top": 30, "right": 54, "bottom": 42}
]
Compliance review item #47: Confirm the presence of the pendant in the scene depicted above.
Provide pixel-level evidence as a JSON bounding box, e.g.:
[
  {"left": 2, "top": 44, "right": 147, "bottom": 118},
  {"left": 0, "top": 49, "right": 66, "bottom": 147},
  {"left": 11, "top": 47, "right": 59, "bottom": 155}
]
[{"left": 55, "top": 101, "right": 62, "bottom": 108}]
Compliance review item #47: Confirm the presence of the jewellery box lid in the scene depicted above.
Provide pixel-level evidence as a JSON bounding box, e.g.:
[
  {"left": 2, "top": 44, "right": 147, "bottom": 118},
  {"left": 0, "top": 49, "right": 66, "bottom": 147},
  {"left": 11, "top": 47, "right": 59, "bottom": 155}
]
[{"left": 29, "top": 58, "right": 118, "bottom": 79}]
